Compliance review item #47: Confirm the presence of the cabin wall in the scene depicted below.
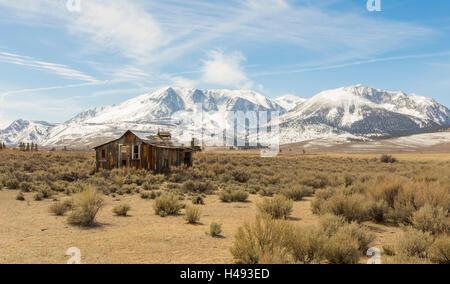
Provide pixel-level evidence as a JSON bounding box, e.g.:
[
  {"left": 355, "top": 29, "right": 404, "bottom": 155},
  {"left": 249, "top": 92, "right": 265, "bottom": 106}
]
[{"left": 95, "top": 142, "right": 119, "bottom": 171}]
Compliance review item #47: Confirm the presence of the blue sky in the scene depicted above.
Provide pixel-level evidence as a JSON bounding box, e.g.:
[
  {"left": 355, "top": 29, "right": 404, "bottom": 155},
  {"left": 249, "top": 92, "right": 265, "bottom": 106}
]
[{"left": 0, "top": 0, "right": 449, "bottom": 126}]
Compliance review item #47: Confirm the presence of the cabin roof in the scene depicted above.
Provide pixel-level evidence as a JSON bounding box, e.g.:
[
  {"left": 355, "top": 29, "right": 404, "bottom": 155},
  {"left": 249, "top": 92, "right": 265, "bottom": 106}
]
[{"left": 93, "top": 130, "right": 193, "bottom": 150}]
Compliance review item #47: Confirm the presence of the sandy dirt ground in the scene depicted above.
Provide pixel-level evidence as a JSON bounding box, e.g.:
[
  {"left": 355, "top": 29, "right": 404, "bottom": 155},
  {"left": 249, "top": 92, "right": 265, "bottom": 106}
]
[{"left": 0, "top": 188, "right": 405, "bottom": 264}]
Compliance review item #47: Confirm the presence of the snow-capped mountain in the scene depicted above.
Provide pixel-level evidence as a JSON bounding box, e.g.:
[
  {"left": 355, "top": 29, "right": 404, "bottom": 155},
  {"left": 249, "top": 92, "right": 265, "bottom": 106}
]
[
  {"left": 0, "top": 119, "right": 54, "bottom": 145},
  {"left": 1, "top": 85, "right": 449, "bottom": 148},
  {"left": 67, "top": 87, "right": 285, "bottom": 125},
  {"left": 279, "top": 85, "right": 450, "bottom": 143},
  {"left": 274, "top": 94, "right": 307, "bottom": 111},
  {"left": 35, "top": 87, "right": 289, "bottom": 147}
]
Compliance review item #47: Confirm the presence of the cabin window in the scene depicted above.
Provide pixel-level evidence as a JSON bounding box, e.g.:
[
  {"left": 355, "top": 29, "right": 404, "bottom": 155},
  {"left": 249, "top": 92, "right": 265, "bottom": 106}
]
[
  {"left": 132, "top": 144, "right": 141, "bottom": 160},
  {"left": 101, "top": 149, "right": 106, "bottom": 160}
]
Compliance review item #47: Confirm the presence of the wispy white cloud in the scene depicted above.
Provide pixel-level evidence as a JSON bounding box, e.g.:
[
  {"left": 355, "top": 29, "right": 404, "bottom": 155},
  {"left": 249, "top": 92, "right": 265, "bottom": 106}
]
[
  {"left": 0, "top": 80, "right": 108, "bottom": 117},
  {"left": 0, "top": 52, "right": 97, "bottom": 82},
  {"left": 0, "top": 81, "right": 108, "bottom": 100},
  {"left": 106, "top": 66, "right": 150, "bottom": 82},
  {"left": 251, "top": 51, "right": 450, "bottom": 77},
  {"left": 0, "top": 0, "right": 434, "bottom": 67},
  {"left": 70, "top": 0, "right": 165, "bottom": 61}
]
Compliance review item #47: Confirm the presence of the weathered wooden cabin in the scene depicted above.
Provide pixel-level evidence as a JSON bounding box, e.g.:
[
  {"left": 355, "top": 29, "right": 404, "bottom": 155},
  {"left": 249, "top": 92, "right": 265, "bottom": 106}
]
[{"left": 94, "top": 130, "right": 195, "bottom": 173}]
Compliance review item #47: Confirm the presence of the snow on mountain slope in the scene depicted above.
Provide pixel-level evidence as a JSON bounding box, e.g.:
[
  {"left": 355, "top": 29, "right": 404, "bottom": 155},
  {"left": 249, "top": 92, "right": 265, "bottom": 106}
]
[
  {"left": 274, "top": 95, "right": 307, "bottom": 111},
  {"left": 0, "top": 119, "right": 54, "bottom": 145},
  {"left": 67, "top": 87, "right": 285, "bottom": 125},
  {"left": 39, "top": 87, "right": 287, "bottom": 147},
  {"left": 280, "top": 85, "right": 450, "bottom": 141},
  {"left": 346, "top": 84, "right": 450, "bottom": 125}
]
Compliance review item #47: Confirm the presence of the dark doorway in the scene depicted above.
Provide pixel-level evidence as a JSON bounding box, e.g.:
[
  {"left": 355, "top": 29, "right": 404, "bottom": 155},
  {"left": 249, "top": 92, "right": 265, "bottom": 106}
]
[
  {"left": 120, "top": 145, "right": 128, "bottom": 168},
  {"left": 184, "top": 152, "right": 192, "bottom": 167}
]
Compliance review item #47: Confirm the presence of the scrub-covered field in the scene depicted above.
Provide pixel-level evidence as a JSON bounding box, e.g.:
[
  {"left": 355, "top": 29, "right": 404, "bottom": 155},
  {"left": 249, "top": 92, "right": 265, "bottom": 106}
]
[{"left": 0, "top": 149, "right": 448, "bottom": 264}]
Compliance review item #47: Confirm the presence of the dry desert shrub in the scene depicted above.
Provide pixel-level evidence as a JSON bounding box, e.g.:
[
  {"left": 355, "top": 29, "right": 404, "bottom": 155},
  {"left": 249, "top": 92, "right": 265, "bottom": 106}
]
[
  {"left": 230, "top": 215, "right": 295, "bottom": 264},
  {"left": 37, "top": 185, "right": 53, "bottom": 199},
  {"left": 388, "top": 254, "right": 432, "bottom": 264},
  {"left": 67, "top": 187, "right": 104, "bottom": 227},
  {"left": 323, "top": 230, "right": 360, "bottom": 264},
  {"left": 141, "top": 191, "right": 160, "bottom": 200},
  {"left": 230, "top": 214, "right": 373, "bottom": 264},
  {"left": 367, "top": 200, "right": 390, "bottom": 223},
  {"left": 49, "top": 201, "right": 71, "bottom": 216},
  {"left": 231, "top": 170, "right": 251, "bottom": 183},
  {"left": 382, "top": 245, "right": 396, "bottom": 256},
  {"left": 119, "top": 184, "right": 138, "bottom": 195},
  {"left": 312, "top": 191, "right": 371, "bottom": 223},
  {"left": 182, "top": 180, "right": 215, "bottom": 194},
  {"left": 184, "top": 205, "right": 201, "bottom": 224},
  {"left": 257, "top": 195, "right": 293, "bottom": 219},
  {"left": 33, "top": 192, "right": 44, "bottom": 201},
  {"left": 257, "top": 186, "right": 276, "bottom": 197},
  {"left": 319, "top": 214, "right": 375, "bottom": 253},
  {"left": 191, "top": 195, "right": 205, "bottom": 205},
  {"left": 428, "top": 236, "right": 450, "bottom": 264},
  {"left": 50, "top": 180, "right": 69, "bottom": 192},
  {"left": 309, "top": 173, "right": 450, "bottom": 229},
  {"left": 411, "top": 204, "right": 449, "bottom": 235},
  {"left": 19, "top": 181, "right": 34, "bottom": 192},
  {"left": 319, "top": 214, "right": 347, "bottom": 237},
  {"left": 289, "top": 226, "right": 327, "bottom": 264},
  {"left": 210, "top": 222, "right": 222, "bottom": 237},
  {"left": 367, "top": 177, "right": 449, "bottom": 225},
  {"left": 395, "top": 227, "right": 434, "bottom": 258},
  {"left": 113, "top": 204, "right": 131, "bottom": 216},
  {"left": 219, "top": 188, "right": 249, "bottom": 203},
  {"left": 337, "top": 222, "right": 375, "bottom": 253},
  {"left": 6, "top": 179, "right": 19, "bottom": 190},
  {"left": 368, "top": 177, "right": 405, "bottom": 208},
  {"left": 380, "top": 154, "right": 398, "bottom": 163},
  {"left": 16, "top": 192, "right": 25, "bottom": 201},
  {"left": 153, "top": 194, "right": 184, "bottom": 217},
  {"left": 142, "top": 182, "right": 159, "bottom": 191},
  {"left": 281, "top": 186, "right": 313, "bottom": 201}
]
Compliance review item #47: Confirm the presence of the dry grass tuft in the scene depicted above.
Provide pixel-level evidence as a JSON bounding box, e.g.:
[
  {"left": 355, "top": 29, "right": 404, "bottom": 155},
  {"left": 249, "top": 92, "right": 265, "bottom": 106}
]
[
  {"left": 67, "top": 187, "right": 104, "bottom": 227},
  {"left": 184, "top": 205, "right": 201, "bottom": 224},
  {"left": 112, "top": 204, "right": 131, "bottom": 216},
  {"left": 153, "top": 194, "right": 184, "bottom": 217},
  {"left": 210, "top": 222, "right": 222, "bottom": 237},
  {"left": 49, "top": 202, "right": 70, "bottom": 216},
  {"left": 395, "top": 227, "right": 433, "bottom": 258},
  {"left": 257, "top": 195, "right": 293, "bottom": 219}
]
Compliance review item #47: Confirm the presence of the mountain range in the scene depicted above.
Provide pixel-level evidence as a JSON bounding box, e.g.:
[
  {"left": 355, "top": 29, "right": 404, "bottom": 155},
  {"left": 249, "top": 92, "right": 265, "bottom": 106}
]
[{"left": 1, "top": 85, "right": 449, "bottom": 148}]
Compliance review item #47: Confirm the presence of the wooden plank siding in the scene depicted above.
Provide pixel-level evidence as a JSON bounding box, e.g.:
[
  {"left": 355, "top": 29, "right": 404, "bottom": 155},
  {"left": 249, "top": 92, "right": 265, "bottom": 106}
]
[{"left": 94, "top": 130, "right": 194, "bottom": 173}]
